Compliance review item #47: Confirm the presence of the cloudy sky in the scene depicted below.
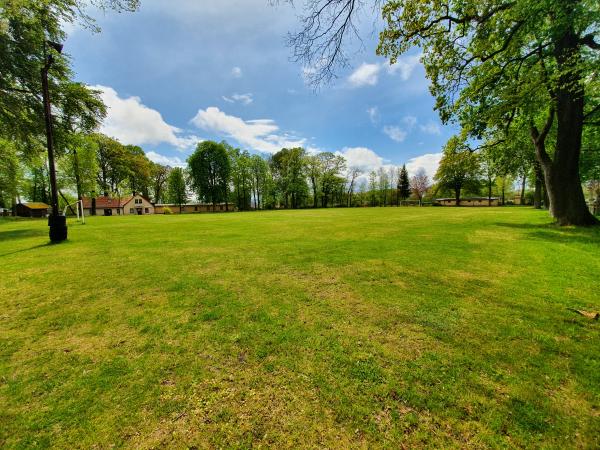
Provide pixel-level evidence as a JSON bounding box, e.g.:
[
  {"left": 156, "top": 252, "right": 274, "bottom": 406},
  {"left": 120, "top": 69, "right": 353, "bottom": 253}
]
[{"left": 66, "top": 0, "right": 455, "bottom": 177}]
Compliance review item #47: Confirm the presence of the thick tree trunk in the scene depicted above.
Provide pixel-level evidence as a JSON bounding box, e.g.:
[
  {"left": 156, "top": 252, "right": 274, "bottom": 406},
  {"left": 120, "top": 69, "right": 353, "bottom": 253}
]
[
  {"left": 532, "top": 104, "right": 597, "bottom": 225},
  {"left": 529, "top": 27, "right": 598, "bottom": 225}
]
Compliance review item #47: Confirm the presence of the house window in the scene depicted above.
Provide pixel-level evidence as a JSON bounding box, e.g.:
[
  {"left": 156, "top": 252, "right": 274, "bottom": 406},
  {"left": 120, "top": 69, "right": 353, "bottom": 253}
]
[
  {"left": 194, "top": 206, "right": 198, "bottom": 211},
  {"left": 145, "top": 208, "right": 149, "bottom": 214},
  {"left": 117, "top": 208, "right": 121, "bottom": 215},
  {"left": 104, "top": 209, "right": 112, "bottom": 216},
  {"left": 130, "top": 208, "right": 134, "bottom": 214}
]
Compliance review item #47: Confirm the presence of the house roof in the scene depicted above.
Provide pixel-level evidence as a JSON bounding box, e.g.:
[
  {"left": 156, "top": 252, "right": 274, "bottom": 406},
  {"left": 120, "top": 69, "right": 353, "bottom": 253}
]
[
  {"left": 82, "top": 196, "right": 132, "bottom": 209},
  {"left": 21, "top": 202, "right": 49, "bottom": 209},
  {"left": 82, "top": 194, "right": 154, "bottom": 209}
]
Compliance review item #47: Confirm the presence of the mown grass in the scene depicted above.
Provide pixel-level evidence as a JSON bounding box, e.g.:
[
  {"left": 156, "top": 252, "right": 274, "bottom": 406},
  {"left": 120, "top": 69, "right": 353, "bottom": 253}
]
[{"left": 1, "top": 207, "right": 599, "bottom": 448}]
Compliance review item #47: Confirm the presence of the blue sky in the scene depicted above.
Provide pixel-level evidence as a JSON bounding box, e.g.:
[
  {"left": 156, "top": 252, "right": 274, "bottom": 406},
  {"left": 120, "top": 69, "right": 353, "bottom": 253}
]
[{"left": 65, "top": 0, "right": 456, "bottom": 177}]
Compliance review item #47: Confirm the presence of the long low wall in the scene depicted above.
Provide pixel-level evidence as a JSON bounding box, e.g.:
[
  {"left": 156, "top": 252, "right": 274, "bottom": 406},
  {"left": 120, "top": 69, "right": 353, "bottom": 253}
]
[
  {"left": 435, "top": 198, "right": 500, "bottom": 207},
  {"left": 154, "top": 204, "right": 233, "bottom": 214}
]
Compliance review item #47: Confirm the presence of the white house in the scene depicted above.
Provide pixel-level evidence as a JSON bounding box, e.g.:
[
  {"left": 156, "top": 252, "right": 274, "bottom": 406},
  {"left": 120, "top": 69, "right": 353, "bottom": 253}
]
[{"left": 82, "top": 194, "right": 155, "bottom": 216}]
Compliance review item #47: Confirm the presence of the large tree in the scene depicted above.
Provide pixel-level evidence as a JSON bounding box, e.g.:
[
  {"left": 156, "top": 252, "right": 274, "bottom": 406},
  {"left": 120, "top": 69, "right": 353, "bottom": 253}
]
[
  {"left": 0, "top": 0, "right": 138, "bottom": 152},
  {"left": 188, "top": 140, "right": 231, "bottom": 211},
  {"left": 397, "top": 164, "right": 411, "bottom": 204},
  {"left": 270, "top": 147, "right": 308, "bottom": 209},
  {"left": 150, "top": 163, "right": 170, "bottom": 204},
  {"left": 318, "top": 152, "right": 346, "bottom": 207},
  {"left": 0, "top": 138, "right": 21, "bottom": 210},
  {"left": 166, "top": 167, "right": 187, "bottom": 213},
  {"left": 286, "top": 0, "right": 600, "bottom": 225},
  {"left": 410, "top": 168, "right": 430, "bottom": 206},
  {"left": 250, "top": 154, "right": 271, "bottom": 210},
  {"left": 435, "top": 138, "right": 481, "bottom": 206}
]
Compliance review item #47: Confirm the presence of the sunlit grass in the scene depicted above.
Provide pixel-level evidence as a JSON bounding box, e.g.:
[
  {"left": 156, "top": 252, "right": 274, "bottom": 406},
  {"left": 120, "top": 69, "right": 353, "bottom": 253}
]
[{"left": 1, "top": 207, "right": 599, "bottom": 448}]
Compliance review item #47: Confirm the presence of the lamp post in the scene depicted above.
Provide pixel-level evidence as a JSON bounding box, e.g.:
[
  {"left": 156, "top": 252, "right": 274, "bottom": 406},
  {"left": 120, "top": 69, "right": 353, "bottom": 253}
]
[{"left": 41, "top": 40, "right": 67, "bottom": 242}]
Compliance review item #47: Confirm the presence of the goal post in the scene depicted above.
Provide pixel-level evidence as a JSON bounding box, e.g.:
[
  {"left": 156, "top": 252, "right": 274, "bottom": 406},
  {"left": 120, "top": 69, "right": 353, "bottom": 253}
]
[{"left": 63, "top": 199, "right": 85, "bottom": 224}]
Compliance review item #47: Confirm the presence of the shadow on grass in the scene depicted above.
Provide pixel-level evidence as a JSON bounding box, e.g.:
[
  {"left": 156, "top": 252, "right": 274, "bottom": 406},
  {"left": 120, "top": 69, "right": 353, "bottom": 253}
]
[
  {"left": 0, "top": 242, "right": 56, "bottom": 257},
  {"left": 494, "top": 222, "right": 600, "bottom": 246},
  {"left": 0, "top": 228, "right": 47, "bottom": 241}
]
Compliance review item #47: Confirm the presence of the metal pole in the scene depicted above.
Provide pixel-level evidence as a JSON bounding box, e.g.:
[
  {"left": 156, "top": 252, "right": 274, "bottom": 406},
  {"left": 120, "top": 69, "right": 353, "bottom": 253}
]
[{"left": 41, "top": 52, "right": 67, "bottom": 242}]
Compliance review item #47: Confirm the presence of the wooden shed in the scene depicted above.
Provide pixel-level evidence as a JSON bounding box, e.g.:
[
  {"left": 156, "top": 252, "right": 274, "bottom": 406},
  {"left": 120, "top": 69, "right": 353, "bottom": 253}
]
[{"left": 16, "top": 202, "right": 50, "bottom": 218}]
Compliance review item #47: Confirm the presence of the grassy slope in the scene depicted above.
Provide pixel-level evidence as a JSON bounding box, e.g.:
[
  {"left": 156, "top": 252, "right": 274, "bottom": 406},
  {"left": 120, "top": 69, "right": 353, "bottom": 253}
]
[{"left": 0, "top": 208, "right": 599, "bottom": 449}]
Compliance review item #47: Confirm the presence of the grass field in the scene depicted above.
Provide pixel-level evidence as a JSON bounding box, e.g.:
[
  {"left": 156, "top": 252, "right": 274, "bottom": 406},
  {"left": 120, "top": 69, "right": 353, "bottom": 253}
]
[{"left": 1, "top": 207, "right": 599, "bottom": 448}]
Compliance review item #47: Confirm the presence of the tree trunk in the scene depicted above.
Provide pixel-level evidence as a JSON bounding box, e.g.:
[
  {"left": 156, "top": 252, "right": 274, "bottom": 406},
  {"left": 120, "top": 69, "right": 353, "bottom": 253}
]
[
  {"left": 455, "top": 185, "right": 461, "bottom": 206},
  {"left": 533, "top": 162, "right": 543, "bottom": 209},
  {"left": 488, "top": 179, "right": 493, "bottom": 206},
  {"left": 531, "top": 27, "right": 598, "bottom": 225},
  {"left": 520, "top": 174, "right": 526, "bottom": 205}
]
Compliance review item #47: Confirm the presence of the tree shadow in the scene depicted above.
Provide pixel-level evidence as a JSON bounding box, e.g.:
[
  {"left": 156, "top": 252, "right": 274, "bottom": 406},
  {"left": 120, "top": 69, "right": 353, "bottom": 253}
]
[
  {"left": 494, "top": 222, "right": 600, "bottom": 246},
  {"left": 0, "top": 242, "right": 55, "bottom": 257},
  {"left": 0, "top": 228, "right": 47, "bottom": 241}
]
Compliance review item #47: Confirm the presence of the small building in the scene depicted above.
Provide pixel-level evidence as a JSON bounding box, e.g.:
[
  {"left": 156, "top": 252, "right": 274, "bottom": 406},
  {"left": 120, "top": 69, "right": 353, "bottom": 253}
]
[
  {"left": 82, "top": 194, "right": 155, "bottom": 216},
  {"left": 434, "top": 197, "right": 500, "bottom": 207},
  {"left": 154, "top": 203, "right": 231, "bottom": 214},
  {"left": 16, "top": 202, "right": 50, "bottom": 218}
]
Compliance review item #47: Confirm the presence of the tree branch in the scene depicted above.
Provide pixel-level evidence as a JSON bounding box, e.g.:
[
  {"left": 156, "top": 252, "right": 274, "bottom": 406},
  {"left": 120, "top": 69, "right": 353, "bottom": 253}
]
[{"left": 580, "top": 33, "right": 600, "bottom": 50}]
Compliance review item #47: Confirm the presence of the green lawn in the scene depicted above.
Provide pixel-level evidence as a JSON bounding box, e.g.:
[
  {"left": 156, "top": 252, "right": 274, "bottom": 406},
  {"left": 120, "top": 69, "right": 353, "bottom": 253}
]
[{"left": 1, "top": 207, "right": 599, "bottom": 448}]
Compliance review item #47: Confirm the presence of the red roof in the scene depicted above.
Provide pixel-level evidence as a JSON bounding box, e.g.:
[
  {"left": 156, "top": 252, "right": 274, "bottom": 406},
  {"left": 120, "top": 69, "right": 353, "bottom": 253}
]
[
  {"left": 82, "top": 196, "right": 133, "bottom": 209},
  {"left": 82, "top": 195, "right": 154, "bottom": 209}
]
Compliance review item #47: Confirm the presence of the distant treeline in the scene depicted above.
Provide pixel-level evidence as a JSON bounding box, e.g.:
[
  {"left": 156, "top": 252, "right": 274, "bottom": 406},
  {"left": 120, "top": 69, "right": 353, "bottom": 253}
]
[{"left": 1, "top": 133, "right": 550, "bottom": 212}]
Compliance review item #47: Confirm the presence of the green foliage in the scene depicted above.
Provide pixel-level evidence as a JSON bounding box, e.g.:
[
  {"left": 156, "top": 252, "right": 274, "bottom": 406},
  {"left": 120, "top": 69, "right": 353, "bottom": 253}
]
[
  {"left": 0, "top": 1, "right": 112, "bottom": 155},
  {"left": 188, "top": 141, "right": 231, "bottom": 207},
  {"left": 150, "top": 163, "right": 170, "bottom": 204},
  {"left": 166, "top": 167, "right": 187, "bottom": 209},
  {"left": 0, "top": 138, "right": 21, "bottom": 208},
  {"left": 227, "top": 144, "right": 253, "bottom": 210},
  {"left": 398, "top": 164, "right": 411, "bottom": 201},
  {"left": 435, "top": 136, "right": 482, "bottom": 203},
  {"left": 270, "top": 147, "right": 308, "bottom": 208}
]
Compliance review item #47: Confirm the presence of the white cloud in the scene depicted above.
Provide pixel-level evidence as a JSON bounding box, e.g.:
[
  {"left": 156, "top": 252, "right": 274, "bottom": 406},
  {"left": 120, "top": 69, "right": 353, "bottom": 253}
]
[
  {"left": 339, "top": 147, "right": 384, "bottom": 171},
  {"left": 366, "top": 107, "right": 379, "bottom": 124},
  {"left": 387, "top": 54, "right": 422, "bottom": 81},
  {"left": 406, "top": 152, "right": 442, "bottom": 179},
  {"left": 231, "top": 66, "right": 243, "bottom": 77},
  {"left": 348, "top": 63, "right": 381, "bottom": 87},
  {"left": 93, "top": 85, "right": 200, "bottom": 151},
  {"left": 420, "top": 121, "right": 441, "bottom": 135},
  {"left": 383, "top": 125, "right": 408, "bottom": 143},
  {"left": 146, "top": 151, "right": 186, "bottom": 168},
  {"left": 402, "top": 115, "right": 418, "bottom": 129},
  {"left": 347, "top": 54, "right": 421, "bottom": 88},
  {"left": 222, "top": 93, "right": 254, "bottom": 105},
  {"left": 337, "top": 147, "right": 441, "bottom": 186},
  {"left": 190, "top": 107, "right": 305, "bottom": 153}
]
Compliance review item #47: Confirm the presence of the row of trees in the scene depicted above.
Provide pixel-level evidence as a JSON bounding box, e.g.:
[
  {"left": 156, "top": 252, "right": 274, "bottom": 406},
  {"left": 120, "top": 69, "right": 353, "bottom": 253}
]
[
  {"left": 170, "top": 140, "right": 538, "bottom": 211},
  {"left": 2, "top": 127, "right": 558, "bottom": 213}
]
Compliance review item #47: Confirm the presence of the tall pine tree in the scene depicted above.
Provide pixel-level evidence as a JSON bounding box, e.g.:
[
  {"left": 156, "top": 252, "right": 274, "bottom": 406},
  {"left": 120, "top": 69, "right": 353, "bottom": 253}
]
[{"left": 397, "top": 164, "right": 411, "bottom": 204}]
